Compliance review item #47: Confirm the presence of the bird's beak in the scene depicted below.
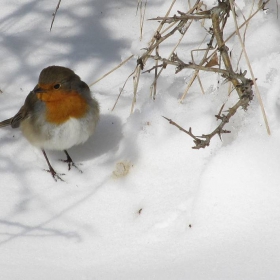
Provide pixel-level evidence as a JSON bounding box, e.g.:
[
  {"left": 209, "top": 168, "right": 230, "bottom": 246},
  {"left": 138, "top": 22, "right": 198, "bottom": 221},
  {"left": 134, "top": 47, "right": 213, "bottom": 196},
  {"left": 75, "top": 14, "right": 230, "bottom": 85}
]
[
  {"left": 33, "top": 84, "right": 46, "bottom": 93},
  {"left": 34, "top": 84, "right": 48, "bottom": 101}
]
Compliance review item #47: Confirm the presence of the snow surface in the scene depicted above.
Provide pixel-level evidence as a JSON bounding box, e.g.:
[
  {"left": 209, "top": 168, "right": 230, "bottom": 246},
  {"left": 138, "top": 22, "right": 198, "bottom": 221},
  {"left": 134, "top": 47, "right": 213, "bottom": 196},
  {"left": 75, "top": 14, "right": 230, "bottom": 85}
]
[{"left": 0, "top": 0, "right": 280, "bottom": 279}]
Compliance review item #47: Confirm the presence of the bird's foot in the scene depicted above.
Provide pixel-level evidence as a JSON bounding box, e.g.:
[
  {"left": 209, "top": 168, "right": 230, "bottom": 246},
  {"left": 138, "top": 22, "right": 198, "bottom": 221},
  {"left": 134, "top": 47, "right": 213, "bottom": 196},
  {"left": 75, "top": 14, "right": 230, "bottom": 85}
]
[
  {"left": 61, "top": 150, "right": 83, "bottom": 173},
  {"left": 45, "top": 166, "right": 65, "bottom": 182},
  {"left": 42, "top": 149, "right": 65, "bottom": 182}
]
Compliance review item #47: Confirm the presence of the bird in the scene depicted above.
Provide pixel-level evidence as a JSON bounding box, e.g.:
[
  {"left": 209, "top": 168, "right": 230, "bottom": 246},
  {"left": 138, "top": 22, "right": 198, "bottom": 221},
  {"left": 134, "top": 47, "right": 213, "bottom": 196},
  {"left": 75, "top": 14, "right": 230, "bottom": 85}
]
[{"left": 0, "top": 65, "right": 100, "bottom": 181}]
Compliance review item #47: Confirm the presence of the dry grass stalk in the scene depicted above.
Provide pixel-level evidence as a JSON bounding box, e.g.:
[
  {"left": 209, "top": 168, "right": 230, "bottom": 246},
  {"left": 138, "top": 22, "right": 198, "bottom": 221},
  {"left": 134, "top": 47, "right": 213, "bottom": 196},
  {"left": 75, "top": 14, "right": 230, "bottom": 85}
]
[
  {"left": 50, "top": 0, "right": 62, "bottom": 31},
  {"left": 89, "top": 55, "right": 134, "bottom": 87},
  {"left": 136, "top": 0, "right": 148, "bottom": 40},
  {"left": 111, "top": 70, "right": 135, "bottom": 112},
  {"left": 229, "top": 0, "right": 270, "bottom": 134}
]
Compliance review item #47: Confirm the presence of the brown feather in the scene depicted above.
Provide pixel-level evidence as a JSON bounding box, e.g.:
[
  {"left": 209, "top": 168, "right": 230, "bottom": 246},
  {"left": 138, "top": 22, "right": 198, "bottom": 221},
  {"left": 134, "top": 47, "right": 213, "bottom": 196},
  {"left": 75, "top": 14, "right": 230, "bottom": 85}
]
[{"left": 0, "top": 118, "right": 12, "bottom": 127}]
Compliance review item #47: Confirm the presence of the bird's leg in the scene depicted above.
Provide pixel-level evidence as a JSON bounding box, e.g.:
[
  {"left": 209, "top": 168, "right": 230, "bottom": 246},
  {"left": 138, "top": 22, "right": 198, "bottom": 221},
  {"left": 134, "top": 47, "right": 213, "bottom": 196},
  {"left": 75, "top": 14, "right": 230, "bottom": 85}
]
[
  {"left": 41, "top": 149, "right": 64, "bottom": 181},
  {"left": 61, "top": 150, "right": 82, "bottom": 173}
]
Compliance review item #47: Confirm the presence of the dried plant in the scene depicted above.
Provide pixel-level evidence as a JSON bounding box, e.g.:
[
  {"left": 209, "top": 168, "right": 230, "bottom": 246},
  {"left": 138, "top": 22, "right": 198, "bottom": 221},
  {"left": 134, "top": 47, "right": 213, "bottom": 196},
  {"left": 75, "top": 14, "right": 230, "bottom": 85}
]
[{"left": 108, "top": 0, "right": 271, "bottom": 149}]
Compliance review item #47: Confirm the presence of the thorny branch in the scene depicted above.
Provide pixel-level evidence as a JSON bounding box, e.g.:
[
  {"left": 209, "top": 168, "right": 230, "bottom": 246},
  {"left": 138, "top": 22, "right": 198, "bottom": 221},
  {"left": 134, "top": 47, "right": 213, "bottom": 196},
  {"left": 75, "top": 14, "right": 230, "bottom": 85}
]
[
  {"left": 148, "top": 0, "right": 266, "bottom": 149},
  {"left": 114, "top": 0, "right": 270, "bottom": 149},
  {"left": 163, "top": 96, "right": 249, "bottom": 149}
]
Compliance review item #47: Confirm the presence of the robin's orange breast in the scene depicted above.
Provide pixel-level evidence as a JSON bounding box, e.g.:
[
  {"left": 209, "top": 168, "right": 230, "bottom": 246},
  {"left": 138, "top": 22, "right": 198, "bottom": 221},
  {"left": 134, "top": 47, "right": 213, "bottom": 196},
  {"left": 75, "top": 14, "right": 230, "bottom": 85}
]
[{"left": 37, "top": 90, "right": 88, "bottom": 124}]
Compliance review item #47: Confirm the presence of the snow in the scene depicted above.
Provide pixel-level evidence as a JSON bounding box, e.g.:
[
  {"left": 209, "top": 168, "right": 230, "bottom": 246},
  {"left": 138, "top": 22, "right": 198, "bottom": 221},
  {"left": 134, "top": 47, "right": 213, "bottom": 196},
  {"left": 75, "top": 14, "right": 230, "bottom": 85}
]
[{"left": 0, "top": 0, "right": 280, "bottom": 279}]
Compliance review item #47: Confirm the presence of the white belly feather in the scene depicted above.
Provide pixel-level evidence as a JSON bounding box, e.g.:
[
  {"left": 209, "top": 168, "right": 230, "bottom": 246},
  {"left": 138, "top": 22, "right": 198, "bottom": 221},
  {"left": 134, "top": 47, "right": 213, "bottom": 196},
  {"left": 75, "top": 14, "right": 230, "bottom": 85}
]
[{"left": 21, "top": 115, "right": 97, "bottom": 150}]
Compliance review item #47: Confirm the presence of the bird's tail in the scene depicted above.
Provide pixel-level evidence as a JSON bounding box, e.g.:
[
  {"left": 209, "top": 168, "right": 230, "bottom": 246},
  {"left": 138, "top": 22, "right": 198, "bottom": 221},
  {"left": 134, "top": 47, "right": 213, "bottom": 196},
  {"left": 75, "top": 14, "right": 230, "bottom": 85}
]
[{"left": 0, "top": 118, "right": 12, "bottom": 128}]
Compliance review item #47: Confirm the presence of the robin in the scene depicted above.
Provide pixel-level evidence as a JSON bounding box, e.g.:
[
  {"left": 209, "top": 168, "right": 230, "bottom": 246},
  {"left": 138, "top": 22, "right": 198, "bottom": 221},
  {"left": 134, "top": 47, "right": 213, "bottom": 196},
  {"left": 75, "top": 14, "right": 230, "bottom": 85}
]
[{"left": 0, "top": 65, "right": 100, "bottom": 181}]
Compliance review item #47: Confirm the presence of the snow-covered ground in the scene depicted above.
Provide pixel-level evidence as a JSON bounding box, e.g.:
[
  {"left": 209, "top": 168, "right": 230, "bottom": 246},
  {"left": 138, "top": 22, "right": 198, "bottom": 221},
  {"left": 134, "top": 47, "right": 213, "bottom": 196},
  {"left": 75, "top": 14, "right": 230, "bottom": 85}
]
[{"left": 0, "top": 0, "right": 280, "bottom": 279}]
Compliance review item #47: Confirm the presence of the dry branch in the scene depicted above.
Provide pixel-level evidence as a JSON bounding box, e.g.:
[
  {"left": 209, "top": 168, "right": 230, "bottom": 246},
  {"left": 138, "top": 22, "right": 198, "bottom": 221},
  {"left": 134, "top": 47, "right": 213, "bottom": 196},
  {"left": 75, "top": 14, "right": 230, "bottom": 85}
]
[
  {"left": 148, "top": 0, "right": 262, "bottom": 149},
  {"left": 110, "top": 0, "right": 270, "bottom": 149},
  {"left": 50, "top": 0, "right": 62, "bottom": 31}
]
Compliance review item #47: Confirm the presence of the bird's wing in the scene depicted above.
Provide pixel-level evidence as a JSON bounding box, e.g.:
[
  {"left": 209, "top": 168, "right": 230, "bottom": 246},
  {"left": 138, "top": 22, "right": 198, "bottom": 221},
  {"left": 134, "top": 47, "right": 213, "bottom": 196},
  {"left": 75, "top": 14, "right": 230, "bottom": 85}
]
[
  {"left": 0, "top": 105, "right": 30, "bottom": 129},
  {"left": 0, "top": 118, "right": 13, "bottom": 128},
  {"left": 10, "top": 105, "right": 29, "bottom": 128},
  {"left": 0, "top": 90, "right": 36, "bottom": 129}
]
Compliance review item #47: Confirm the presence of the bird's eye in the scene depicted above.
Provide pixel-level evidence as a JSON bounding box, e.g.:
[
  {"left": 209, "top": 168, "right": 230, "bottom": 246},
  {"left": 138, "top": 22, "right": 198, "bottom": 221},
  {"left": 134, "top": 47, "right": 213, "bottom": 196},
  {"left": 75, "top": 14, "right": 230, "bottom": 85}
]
[{"left": 53, "top": 83, "right": 61, "bottom": 89}]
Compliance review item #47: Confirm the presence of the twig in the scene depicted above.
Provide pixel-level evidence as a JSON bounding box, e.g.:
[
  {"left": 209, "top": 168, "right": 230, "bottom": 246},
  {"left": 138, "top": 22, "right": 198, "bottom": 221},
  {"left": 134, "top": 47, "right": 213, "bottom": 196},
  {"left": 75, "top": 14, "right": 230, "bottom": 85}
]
[
  {"left": 147, "top": 54, "right": 248, "bottom": 80},
  {"left": 89, "top": 55, "right": 134, "bottom": 87},
  {"left": 50, "top": 0, "right": 62, "bottom": 31},
  {"left": 163, "top": 95, "right": 247, "bottom": 149},
  {"left": 111, "top": 70, "right": 135, "bottom": 111},
  {"left": 148, "top": 0, "right": 178, "bottom": 47},
  {"left": 162, "top": 116, "right": 198, "bottom": 141},
  {"left": 150, "top": 12, "right": 210, "bottom": 22}
]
